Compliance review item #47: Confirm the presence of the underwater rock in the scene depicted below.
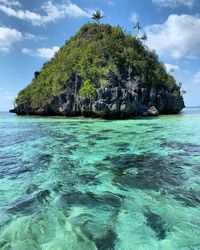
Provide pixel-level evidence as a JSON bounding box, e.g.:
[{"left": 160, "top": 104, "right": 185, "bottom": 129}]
[
  {"left": 73, "top": 214, "right": 117, "bottom": 250},
  {"left": 86, "top": 134, "right": 110, "bottom": 140},
  {"left": 104, "top": 153, "right": 186, "bottom": 191},
  {"left": 25, "top": 184, "right": 38, "bottom": 194},
  {"left": 87, "top": 141, "right": 96, "bottom": 146},
  {"left": 6, "top": 190, "right": 50, "bottom": 214},
  {"left": 37, "top": 154, "right": 53, "bottom": 165},
  {"left": 113, "top": 142, "right": 130, "bottom": 148},
  {"left": 94, "top": 229, "right": 117, "bottom": 250},
  {"left": 53, "top": 133, "right": 77, "bottom": 143},
  {"left": 172, "top": 188, "right": 200, "bottom": 207},
  {"left": 144, "top": 210, "right": 167, "bottom": 240},
  {"left": 58, "top": 191, "right": 121, "bottom": 248},
  {"left": 0, "top": 157, "right": 33, "bottom": 179},
  {"left": 78, "top": 173, "right": 101, "bottom": 185},
  {"left": 150, "top": 125, "right": 164, "bottom": 129},
  {"left": 58, "top": 191, "right": 122, "bottom": 211},
  {"left": 100, "top": 129, "right": 114, "bottom": 133},
  {"left": 113, "top": 142, "right": 130, "bottom": 152},
  {"left": 6, "top": 195, "right": 39, "bottom": 214},
  {"left": 65, "top": 145, "right": 78, "bottom": 154},
  {"left": 35, "top": 190, "right": 51, "bottom": 202},
  {"left": 161, "top": 141, "right": 200, "bottom": 155}
]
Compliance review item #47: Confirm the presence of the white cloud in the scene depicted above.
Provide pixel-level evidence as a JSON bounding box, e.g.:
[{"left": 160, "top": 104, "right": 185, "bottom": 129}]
[
  {"left": 43, "top": 1, "right": 89, "bottom": 18},
  {"left": 37, "top": 46, "right": 60, "bottom": 59},
  {"left": 193, "top": 71, "right": 200, "bottom": 83},
  {"left": 22, "top": 46, "right": 60, "bottom": 59},
  {"left": 0, "top": 26, "right": 45, "bottom": 53},
  {"left": 0, "top": 1, "right": 90, "bottom": 26},
  {"left": 129, "top": 12, "right": 139, "bottom": 23},
  {"left": 0, "top": 5, "right": 42, "bottom": 25},
  {"left": 0, "top": 0, "right": 21, "bottom": 7},
  {"left": 165, "top": 63, "right": 180, "bottom": 72},
  {"left": 21, "top": 48, "right": 31, "bottom": 54},
  {"left": 24, "top": 33, "right": 46, "bottom": 41},
  {"left": 173, "top": 69, "right": 200, "bottom": 107},
  {"left": 152, "top": 0, "right": 196, "bottom": 8},
  {"left": 145, "top": 14, "right": 200, "bottom": 59},
  {"left": 0, "top": 27, "right": 22, "bottom": 52}
]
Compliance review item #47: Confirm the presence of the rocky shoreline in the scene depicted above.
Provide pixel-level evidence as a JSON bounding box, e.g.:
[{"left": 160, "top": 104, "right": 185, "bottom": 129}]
[{"left": 10, "top": 76, "right": 185, "bottom": 118}]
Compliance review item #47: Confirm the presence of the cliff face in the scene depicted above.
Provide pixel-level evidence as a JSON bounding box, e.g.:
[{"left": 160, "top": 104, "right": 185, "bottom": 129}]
[
  {"left": 11, "top": 75, "right": 184, "bottom": 118},
  {"left": 11, "top": 23, "right": 185, "bottom": 118}
]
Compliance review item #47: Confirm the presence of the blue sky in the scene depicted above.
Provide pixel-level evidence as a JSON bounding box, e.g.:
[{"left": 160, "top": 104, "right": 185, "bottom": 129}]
[{"left": 0, "top": 0, "right": 200, "bottom": 111}]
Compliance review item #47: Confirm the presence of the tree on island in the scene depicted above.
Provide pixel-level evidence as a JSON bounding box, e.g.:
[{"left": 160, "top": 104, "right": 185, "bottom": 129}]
[
  {"left": 34, "top": 71, "right": 40, "bottom": 78},
  {"left": 91, "top": 10, "right": 103, "bottom": 24},
  {"left": 134, "top": 21, "right": 141, "bottom": 36},
  {"left": 134, "top": 21, "right": 148, "bottom": 42},
  {"left": 80, "top": 80, "right": 96, "bottom": 103},
  {"left": 141, "top": 32, "right": 148, "bottom": 41}
]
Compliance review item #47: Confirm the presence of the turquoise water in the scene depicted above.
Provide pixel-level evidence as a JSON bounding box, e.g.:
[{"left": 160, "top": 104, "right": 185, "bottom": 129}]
[{"left": 0, "top": 109, "right": 200, "bottom": 250}]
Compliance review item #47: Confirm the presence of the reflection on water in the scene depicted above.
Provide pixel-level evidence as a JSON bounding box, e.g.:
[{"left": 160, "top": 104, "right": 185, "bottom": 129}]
[{"left": 0, "top": 108, "right": 200, "bottom": 249}]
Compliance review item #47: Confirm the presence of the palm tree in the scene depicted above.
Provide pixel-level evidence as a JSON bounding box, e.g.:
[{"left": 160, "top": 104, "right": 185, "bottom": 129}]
[
  {"left": 134, "top": 21, "right": 141, "bottom": 37},
  {"left": 91, "top": 10, "right": 103, "bottom": 24},
  {"left": 169, "top": 68, "right": 175, "bottom": 73},
  {"left": 141, "top": 33, "right": 148, "bottom": 41}
]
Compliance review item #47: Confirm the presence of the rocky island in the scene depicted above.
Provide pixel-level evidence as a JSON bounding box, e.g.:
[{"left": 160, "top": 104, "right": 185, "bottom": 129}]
[{"left": 10, "top": 23, "right": 185, "bottom": 118}]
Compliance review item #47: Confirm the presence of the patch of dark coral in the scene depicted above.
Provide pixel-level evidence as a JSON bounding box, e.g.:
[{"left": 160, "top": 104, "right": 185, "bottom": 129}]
[
  {"left": 103, "top": 153, "right": 187, "bottom": 191},
  {"left": 144, "top": 210, "right": 168, "bottom": 240}
]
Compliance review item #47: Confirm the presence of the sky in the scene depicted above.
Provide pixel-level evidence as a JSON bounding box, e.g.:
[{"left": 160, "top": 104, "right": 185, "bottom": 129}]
[{"left": 0, "top": 0, "right": 200, "bottom": 111}]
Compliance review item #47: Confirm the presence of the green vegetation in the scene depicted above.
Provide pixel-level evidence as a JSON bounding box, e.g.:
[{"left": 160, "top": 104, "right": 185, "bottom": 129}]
[
  {"left": 80, "top": 80, "right": 96, "bottom": 100},
  {"left": 16, "top": 23, "right": 179, "bottom": 109}
]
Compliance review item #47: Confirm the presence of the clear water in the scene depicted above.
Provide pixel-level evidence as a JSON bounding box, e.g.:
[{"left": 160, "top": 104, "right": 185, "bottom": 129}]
[{"left": 0, "top": 109, "right": 200, "bottom": 250}]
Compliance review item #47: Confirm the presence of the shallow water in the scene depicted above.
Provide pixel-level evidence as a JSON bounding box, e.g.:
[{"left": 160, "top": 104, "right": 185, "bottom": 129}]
[{"left": 0, "top": 109, "right": 200, "bottom": 249}]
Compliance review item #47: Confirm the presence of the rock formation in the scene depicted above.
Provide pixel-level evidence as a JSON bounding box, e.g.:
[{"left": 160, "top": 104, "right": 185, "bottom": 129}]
[{"left": 10, "top": 23, "right": 185, "bottom": 118}]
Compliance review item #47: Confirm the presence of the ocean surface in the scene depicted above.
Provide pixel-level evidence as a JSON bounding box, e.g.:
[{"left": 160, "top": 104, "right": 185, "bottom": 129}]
[{"left": 0, "top": 109, "right": 200, "bottom": 250}]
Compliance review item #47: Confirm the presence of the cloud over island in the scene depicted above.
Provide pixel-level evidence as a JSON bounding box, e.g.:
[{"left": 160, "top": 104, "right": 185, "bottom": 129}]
[
  {"left": 145, "top": 14, "right": 200, "bottom": 59},
  {"left": 0, "top": 0, "right": 91, "bottom": 26}
]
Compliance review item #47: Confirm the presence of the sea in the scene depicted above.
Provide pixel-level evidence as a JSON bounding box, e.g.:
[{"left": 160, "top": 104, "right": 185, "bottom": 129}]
[{"left": 0, "top": 108, "right": 200, "bottom": 249}]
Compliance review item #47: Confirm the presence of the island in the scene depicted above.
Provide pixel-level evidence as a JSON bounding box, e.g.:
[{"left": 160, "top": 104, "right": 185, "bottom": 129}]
[{"left": 10, "top": 23, "right": 185, "bottom": 118}]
